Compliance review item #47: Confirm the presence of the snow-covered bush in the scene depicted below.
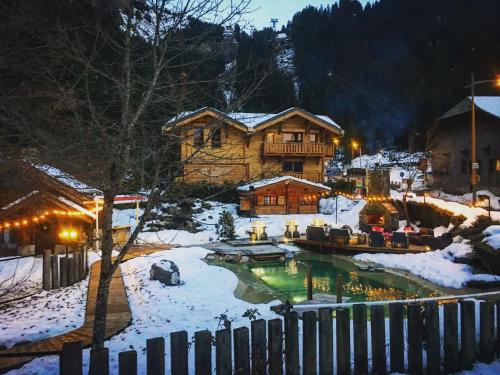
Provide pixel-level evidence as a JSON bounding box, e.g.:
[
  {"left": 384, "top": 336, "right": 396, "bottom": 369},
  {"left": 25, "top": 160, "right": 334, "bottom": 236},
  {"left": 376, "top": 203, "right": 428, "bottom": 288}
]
[{"left": 217, "top": 210, "right": 235, "bottom": 239}]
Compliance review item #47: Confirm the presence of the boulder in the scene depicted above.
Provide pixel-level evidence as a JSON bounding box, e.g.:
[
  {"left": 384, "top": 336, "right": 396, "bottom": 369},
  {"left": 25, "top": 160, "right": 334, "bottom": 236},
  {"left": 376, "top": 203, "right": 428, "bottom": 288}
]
[{"left": 150, "top": 260, "right": 180, "bottom": 286}]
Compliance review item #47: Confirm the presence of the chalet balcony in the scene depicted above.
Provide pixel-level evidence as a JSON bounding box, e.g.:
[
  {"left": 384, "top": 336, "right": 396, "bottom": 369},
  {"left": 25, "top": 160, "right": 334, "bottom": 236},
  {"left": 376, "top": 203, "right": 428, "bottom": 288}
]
[
  {"left": 263, "top": 143, "right": 334, "bottom": 157},
  {"left": 279, "top": 172, "right": 325, "bottom": 183}
]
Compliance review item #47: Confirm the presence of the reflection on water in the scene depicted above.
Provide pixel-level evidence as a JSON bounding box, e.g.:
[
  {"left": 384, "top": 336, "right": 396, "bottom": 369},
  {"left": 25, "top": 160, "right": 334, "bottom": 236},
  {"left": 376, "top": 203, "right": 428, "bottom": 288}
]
[{"left": 214, "top": 252, "right": 439, "bottom": 304}]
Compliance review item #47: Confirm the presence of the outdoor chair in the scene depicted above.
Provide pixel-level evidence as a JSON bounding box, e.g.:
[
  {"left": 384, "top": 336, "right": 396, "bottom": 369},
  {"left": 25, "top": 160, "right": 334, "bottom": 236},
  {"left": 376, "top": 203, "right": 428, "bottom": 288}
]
[
  {"left": 392, "top": 232, "right": 409, "bottom": 249},
  {"left": 369, "top": 231, "right": 385, "bottom": 247},
  {"left": 329, "top": 228, "right": 350, "bottom": 246},
  {"left": 306, "top": 226, "right": 326, "bottom": 241}
]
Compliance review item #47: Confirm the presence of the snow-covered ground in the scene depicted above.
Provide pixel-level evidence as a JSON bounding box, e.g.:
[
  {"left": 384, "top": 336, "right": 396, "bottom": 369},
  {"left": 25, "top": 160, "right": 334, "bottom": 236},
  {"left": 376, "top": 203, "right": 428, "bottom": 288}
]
[
  {"left": 434, "top": 189, "right": 500, "bottom": 210},
  {"left": 8, "top": 247, "right": 279, "bottom": 374},
  {"left": 8, "top": 246, "right": 500, "bottom": 374},
  {"left": 135, "top": 197, "right": 364, "bottom": 246},
  {"left": 0, "top": 257, "right": 42, "bottom": 303},
  {"left": 0, "top": 279, "right": 88, "bottom": 349},
  {"left": 354, "top": 239, "right": 500, "bottom": 288}
]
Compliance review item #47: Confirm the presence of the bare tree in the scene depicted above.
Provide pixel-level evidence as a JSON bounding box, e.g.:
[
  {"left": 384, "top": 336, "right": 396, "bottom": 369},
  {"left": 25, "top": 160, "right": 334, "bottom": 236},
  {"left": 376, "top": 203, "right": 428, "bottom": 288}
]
[{"left": 0, "top": 0, "right": 268, "bottom": 355}]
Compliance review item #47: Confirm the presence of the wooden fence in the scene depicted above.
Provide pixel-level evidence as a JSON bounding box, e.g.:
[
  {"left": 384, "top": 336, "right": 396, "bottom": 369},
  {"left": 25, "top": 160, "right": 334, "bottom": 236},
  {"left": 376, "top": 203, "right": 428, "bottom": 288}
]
[
  {"left": 58, "top": 300, "right": 500, "bottom": 375},
  {"left": 42, "top": 249, "right": 87, "bottom": 291}
]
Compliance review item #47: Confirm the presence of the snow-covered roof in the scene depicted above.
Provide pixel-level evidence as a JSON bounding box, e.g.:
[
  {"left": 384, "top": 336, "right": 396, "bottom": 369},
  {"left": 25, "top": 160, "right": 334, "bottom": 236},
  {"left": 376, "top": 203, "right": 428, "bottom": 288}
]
[
  {"left": 164, "top": 107, "right": 343, "bottom": 133},
  {"left": 31, "top": 164, "right": 102, "bottom": 196},
  {"left": 237, "top": 176, "right": 331, "bottom": 192},
  {"left": 440, "top": 96, "right": 500, "bottom": 120}
]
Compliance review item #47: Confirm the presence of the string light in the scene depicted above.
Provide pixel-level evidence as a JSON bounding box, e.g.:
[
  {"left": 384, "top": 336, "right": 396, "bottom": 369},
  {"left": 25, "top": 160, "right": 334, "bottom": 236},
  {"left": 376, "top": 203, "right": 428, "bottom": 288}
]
[{"left": 0, "top": 210, "right": 84, "bottom": 230}]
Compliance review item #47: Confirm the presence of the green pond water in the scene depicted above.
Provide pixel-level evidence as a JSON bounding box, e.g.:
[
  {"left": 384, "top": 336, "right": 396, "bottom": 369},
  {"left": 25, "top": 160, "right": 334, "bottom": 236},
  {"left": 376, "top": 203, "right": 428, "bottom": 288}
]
[{"left": 211, "top": 251, "right": 439, "bottom": 304}]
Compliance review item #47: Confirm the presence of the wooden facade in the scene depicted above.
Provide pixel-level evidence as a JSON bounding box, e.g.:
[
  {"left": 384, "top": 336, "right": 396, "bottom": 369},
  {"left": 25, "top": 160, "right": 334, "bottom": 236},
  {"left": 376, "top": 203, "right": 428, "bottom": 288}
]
[
  {"left": 163, "top": 107, "right": 343, "bottom": 184},
  {"left": 238, "top": 177, "right": 331, "bottom": 215},
  {"left": 0, "top": 161, "right": 96, "bottom": 256},
  {"left": 432, "top": 97, "right": 500, "bottom": 195}
]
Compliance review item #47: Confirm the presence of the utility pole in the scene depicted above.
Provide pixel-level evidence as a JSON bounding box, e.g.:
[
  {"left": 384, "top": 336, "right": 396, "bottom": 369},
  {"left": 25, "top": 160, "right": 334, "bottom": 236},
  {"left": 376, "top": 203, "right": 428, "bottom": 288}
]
[
  {"left": 470, "top": 73, "right": 478, "bottom": 205},
  {"left": 270, "top": 18, "right": 278, "bottom": 31}
]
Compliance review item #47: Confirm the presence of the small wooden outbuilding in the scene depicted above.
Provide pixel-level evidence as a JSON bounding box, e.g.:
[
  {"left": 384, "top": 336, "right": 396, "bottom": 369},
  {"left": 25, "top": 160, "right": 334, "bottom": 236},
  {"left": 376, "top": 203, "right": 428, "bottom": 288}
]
[{"left": 237, "top": 176, "right": 331, "bottom": 215}]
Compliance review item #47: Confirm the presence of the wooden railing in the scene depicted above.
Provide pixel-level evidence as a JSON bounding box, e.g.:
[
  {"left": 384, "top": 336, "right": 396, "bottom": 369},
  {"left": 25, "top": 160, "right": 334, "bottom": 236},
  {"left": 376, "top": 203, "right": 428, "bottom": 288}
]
[
  {"left": 280, "top": 172, "right": 324, "bottom": 183},
  {"left": 264, "top": 143, "right": 334, "bottom": 157},
  {"left": 56, "top": 299, "right": 500, "bottom": 375}
]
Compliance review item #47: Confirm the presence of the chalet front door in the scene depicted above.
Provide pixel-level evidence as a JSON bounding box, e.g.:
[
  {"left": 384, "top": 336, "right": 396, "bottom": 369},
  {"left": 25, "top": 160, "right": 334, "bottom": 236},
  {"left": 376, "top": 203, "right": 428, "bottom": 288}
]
[{"left": 287, "top": 194, "right": 300, "bottom": 214}]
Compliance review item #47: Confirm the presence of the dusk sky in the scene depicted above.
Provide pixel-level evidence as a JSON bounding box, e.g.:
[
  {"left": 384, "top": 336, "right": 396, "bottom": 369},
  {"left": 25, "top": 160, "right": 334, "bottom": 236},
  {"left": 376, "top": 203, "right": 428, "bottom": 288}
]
[{"left": 246, "top": 0, "right": 371, "bottom": 29}]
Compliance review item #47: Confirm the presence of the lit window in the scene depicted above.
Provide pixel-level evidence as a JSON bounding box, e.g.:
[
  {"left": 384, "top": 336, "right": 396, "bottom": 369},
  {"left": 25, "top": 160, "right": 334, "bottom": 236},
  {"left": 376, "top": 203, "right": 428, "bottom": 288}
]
[
  {"left": 283, "top": 132, "right": 303, "bottom": 143},
  {"left": 278, "top": 196, "right": 285, "bottom": 205},
  {"left": 263, "top": 196, "right": 277, "bottom": 205},
  {"left": 310, "top": 134, "right": 318, "bottom": 143}
]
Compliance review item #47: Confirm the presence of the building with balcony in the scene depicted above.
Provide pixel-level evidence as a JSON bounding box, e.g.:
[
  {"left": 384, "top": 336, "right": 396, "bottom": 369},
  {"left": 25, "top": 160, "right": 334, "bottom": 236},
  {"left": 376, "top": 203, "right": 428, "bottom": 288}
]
[{"left": 163, "top": 107, "right": 343, "bottom": 184}]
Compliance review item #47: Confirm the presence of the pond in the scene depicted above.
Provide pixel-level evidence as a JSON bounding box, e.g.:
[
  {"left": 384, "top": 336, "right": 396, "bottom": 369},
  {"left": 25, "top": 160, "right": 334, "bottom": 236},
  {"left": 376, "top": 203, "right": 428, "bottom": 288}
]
[{"left": 211, "top": 251, "right": 439, "bottom": 304}]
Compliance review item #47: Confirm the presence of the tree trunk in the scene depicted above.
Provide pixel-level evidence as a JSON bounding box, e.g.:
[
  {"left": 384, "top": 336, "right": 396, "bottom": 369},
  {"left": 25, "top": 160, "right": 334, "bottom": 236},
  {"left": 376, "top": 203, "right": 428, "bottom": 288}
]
[
  {"left": 91, "top": 192, "right": 115, "bottom": 350},
  {"left": 403, "top": 191, "right": 411, "bottom": 226}
]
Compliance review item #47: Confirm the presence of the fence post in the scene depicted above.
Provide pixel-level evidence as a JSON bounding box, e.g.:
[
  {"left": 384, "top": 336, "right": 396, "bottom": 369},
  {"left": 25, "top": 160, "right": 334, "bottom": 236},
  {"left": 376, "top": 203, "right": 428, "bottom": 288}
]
[
  {"left": 147, "top": 337, "right": 165, "bottom": 375},
  {"left": 303, "top": 311, "right": 317, "bottom": 375},
  {"left": 195, "top": 330, "right": 212, "bottom": 375},
  {"left": 407, "top": 304, "right": 423, "bottom": 374},
  {"left": 336, "top": 275, "right": 343, "bottom": 303},
  {"left": 336, "top": 308, "right": 350, "bottom": 375},
  {"left": 307, "top": 265, "right": 313, "bottom": 300},
  {"left": 425, "top": 301, "right": 440, "bottom": 375},
  {"left": 284, "top": 312, "right": 299, "bottom": 375},
  {"left": 443, "top": 303, "right": 459, "bottom": 374},
  {"left": 51, "top": 255, "right": 59, "bottom": 289},
  {"left": 389, "top": 303, "right": 404, "bottom": 374},
  {"left": 74, "top": 253, "right": 81, "bottom": 282},
  {"left": 119, "top": 350, "right": 137, "bottom": 375},
  {"left": 60, "top": 256, "right": 68, "bottom": 287},
  {"left": 268, "top": 319, "right": 283, "bottom": 374},
  {"left": 371, "top": 305, "right": 386, "bottom": 374},
  {"left": 479, "top": 301, "right": 495, "bottom": 363},
  {"left": 251, "top": 319, "right": 267, "bottom": 375},
  {"left": 216, "top": 328, "right": 232, "bottom": 375},
  {"left": 60, "top": 341, "right": 82, "bottom": 375},
  {"left": 318, "top": 307, "right": 333, "bottom": 375},
  {"left": 79, "top": 252, "right": 85, "bottom": 279},
  {"left": 89, "top": 347, "right": 109, "bottom": 375},
  {"left": 353, "top": 304, "right": 368, "bottom": 375},
  {"left": 497, "top": 302, "right": 500, "bottom": 358},
  {"left": 460, "top": 300, "right": 476, "bottom": 370},
  {"left": 68, "top": 256, "right": 75, "bottom": 286},
  {"left": 234, "top": 327, "right": 250, "bottom": 375},
  {"left": 43, "top": 249, "right": 52, "bottom": 291},
  {"left": 171, "top": 331, "right": 188, "bottom": 375}
]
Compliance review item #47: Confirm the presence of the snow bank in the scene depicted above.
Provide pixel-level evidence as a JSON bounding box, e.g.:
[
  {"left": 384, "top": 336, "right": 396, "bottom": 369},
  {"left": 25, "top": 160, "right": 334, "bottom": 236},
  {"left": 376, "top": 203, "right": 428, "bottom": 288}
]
[
  {"left": 0, "top": 257, "right": 42, "bottom": 302},
  {"left": 434, "top": 189, "right": 500, "bottom": 210},
  {"left": 391, "top": 190, "right": 500, "bottom": 227},
  {"left": 354, "top": 240, "right": 500, "bottom": 288},
  {"left": 483, "top": 225, "right": 500, "bottom": 250}
]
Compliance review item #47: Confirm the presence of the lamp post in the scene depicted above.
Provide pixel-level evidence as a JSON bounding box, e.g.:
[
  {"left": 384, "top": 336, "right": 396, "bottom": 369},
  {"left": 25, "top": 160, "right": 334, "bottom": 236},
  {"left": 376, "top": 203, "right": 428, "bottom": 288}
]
[
  {"left": 465, "top": 74, "right": 500, "bottom": 205},
  {"left": 59, "top": 228, "right": 78, "bottom": 280}
]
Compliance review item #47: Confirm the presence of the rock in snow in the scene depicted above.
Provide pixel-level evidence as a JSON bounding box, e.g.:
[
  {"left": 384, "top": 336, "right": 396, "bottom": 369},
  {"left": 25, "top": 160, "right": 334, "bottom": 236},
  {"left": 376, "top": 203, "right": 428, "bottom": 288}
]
[{"left": 150, "top": 260, "right": 180, "bottom": 286}]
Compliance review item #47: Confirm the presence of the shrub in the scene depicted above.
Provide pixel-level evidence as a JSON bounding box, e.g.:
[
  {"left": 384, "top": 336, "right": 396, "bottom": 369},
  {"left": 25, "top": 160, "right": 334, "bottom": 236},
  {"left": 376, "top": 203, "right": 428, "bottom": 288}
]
[{"left": 217, "top": 210, "right": 235, "bottom": 239}]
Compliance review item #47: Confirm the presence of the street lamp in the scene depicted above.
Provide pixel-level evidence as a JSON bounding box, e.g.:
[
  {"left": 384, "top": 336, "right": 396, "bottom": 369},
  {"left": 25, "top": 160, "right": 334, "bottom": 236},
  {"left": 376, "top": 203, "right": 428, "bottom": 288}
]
[
  {"left": 351, "top": 140, "right": 362, "bottom": 168},
  {"left": 466, "top": 74, "right": 500, "bottom": 205},
  {"left": 59, "top": 228, "right": 78, "bottom": 279}
]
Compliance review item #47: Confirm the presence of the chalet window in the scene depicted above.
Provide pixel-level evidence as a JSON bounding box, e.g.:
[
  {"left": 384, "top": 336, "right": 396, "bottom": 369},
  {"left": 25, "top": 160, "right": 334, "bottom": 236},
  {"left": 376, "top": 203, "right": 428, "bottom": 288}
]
[
  {"left": 489, "top": 158, "right": 500, "bottom": 173},
  {"left": 257, "top": 196, "right": 264, "bottom": 205},
  {"left": 283, "top": 132, "right": 303, "bottom": 143},
  {"left": 263, "top": 196, "right": 277, "bottom": 205},
  {"left": 309, "top": 134, "right": 319, "bottom": 143},
  {"left": 266, "top": 133, "right": 275, "bottom": 143},
  {"left": 211, "top": 127, "right": 221, "bottom": 148},
  {"left": 278, "top": 196, "right": 285, "bottom": 205},
  {"left": 283, "top": 161, "right": 303, "bottom": 173},
  {"left": 193, "top": 128, "right": 204, "bottom": 148}
]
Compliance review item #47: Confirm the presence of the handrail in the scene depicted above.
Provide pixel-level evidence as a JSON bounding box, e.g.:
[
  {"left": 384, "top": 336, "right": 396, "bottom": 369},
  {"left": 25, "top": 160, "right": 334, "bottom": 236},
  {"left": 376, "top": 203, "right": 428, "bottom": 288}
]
[{"left": 290, "top": 290, "right": 500, "bottom": 310}]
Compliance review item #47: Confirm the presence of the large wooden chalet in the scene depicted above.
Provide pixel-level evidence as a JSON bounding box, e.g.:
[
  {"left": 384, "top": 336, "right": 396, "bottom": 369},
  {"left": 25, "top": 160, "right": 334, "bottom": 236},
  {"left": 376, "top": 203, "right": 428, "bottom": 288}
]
[
  {"left": 163, "top": 107, "right": 344, "bottom": 184},
  {"left": 0, "top": 160, "right": 99, "bottom": 256},
  {"left": 432, "top": 96, "right": 500, "bottom": 195}
]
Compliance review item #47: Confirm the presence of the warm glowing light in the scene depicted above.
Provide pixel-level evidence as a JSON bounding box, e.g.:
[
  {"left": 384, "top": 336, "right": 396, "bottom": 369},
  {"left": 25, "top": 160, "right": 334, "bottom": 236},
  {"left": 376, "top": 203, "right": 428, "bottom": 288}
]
[
  {"left": 22, "top": 220, "right": 28, "bottom": 225},
  {"left": 60, "top": 230, "right": 69, "bottom": 239},
  {"left": 351, "top": 140, "right": 358, "bottom": 149},
  {"left": 333, "top": 138, "right": 340, "bottom": 146},
  {"left": 496, "top": 76, "right": 500, "bottom": 87}
]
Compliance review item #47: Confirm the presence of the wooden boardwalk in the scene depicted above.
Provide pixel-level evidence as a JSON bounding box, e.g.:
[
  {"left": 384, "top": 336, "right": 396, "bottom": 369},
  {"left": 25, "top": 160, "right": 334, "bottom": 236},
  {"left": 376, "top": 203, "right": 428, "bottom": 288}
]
[
  {"left": 292, "top": 238, "right": 429, "bottom": 254},
  {"left": 0, "top": 245, "right": 170, "bottom": 372}
]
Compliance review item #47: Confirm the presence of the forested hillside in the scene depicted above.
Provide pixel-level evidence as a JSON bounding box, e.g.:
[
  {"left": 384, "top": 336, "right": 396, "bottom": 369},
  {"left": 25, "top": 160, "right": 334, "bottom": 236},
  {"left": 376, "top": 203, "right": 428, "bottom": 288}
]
[{"left": 234, "top": 0, "right": 500, "bottom": 151}]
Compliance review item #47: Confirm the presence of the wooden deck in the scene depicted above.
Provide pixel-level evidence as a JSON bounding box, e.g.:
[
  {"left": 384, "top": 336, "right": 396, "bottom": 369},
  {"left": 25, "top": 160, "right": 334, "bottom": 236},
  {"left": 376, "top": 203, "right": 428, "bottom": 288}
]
[
  {"left": 0, "top": 245, "right": 170, "bottom": 372},
  {"left": 292, "top": 238, "right": 429, "bottom": 254}
]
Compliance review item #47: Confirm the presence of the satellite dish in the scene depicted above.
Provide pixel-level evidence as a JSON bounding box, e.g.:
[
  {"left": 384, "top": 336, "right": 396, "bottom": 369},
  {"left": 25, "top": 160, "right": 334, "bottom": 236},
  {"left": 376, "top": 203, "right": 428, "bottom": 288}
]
[
  {"left": 400, "top": 172, "right": 404, "bottom": 178},
  {"left": 249, "top": 185, "right": 255, "bottom": 191}
]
